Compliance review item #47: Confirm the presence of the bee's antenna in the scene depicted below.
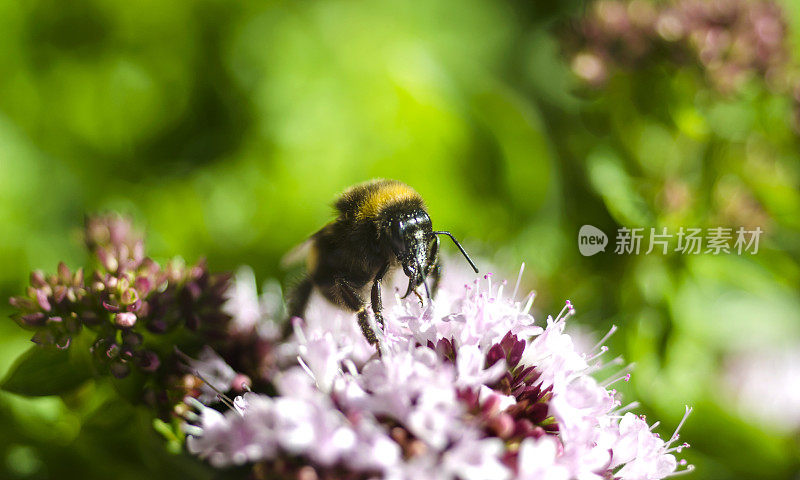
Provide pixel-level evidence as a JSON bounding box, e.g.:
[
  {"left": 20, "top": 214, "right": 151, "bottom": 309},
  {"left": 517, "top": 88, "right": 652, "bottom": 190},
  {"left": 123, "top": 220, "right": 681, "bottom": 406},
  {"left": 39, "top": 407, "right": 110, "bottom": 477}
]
[
  {"left": 193, "top": 369, "right": 237, "bottom": 412},
  {"left": 175, "top": 346, "right": 238, "bottom": 413},
  {"left": 433, "top": 231, "right": 479, "bottom": 273}
]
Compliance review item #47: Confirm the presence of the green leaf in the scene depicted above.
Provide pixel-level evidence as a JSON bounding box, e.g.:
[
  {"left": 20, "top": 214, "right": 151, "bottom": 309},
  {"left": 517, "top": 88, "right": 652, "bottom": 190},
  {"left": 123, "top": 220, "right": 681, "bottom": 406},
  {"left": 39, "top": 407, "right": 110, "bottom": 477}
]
[
  {"left": 153, "top": 418, "right": 185, "bottom": 454},
  {"left": 1, "top": 346, "right": 92, "bottom": 396}
]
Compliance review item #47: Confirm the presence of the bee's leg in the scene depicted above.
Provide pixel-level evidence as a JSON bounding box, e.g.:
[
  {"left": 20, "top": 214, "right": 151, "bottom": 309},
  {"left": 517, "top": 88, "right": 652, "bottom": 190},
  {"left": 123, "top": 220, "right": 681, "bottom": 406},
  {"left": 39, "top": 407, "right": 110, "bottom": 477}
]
[
  {"left": 409, "top": 288, "right": 424, "bottom": 306},
  {"left": 334, "top": 277, "right": 378, "bottom": 346},
  {"left": 425, "top": 234, "right": 442, "bottom": 299},
  {"left": 283, "top": 276, "right": 313, "bottom": 337},
  {"left": 371, "top": 263, "right": 390, "bottom": 331}
]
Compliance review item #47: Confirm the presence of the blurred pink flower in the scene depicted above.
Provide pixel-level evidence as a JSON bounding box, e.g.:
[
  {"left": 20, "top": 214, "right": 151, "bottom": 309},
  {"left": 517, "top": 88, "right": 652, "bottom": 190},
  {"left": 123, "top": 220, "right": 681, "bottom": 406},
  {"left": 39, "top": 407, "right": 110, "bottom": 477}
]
[{"left": 725, "top": 347, "right": 800, "bottom": 432}]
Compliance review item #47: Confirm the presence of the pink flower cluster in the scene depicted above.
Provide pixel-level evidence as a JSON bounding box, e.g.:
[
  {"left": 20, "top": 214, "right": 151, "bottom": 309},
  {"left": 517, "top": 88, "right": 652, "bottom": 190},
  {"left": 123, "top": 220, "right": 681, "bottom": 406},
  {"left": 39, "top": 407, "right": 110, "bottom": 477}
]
[
  {"left": 573, "top": 0, "right": 791, "bottom": 94},
  {"left": 184, "top": 266, "right": 692, "bottom": 480}
]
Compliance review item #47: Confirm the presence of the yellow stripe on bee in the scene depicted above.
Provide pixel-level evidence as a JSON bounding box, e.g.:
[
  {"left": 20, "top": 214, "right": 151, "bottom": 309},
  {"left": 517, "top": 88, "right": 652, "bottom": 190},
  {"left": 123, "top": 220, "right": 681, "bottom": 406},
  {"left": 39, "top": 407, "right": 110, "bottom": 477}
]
[{"left": 356, "top": 183, "right": 420, "bottom": 220}]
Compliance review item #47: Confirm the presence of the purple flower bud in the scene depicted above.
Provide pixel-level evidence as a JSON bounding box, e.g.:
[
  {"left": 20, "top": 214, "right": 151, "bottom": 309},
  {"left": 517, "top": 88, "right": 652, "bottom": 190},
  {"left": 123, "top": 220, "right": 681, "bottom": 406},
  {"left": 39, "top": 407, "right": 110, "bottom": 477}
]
[
  {"left": 186, "top": 282, "right": 202, "bottom": 301},
  {"left": 106, "top": 343, "right": 120, "bottom": 359},
  {"left": 136, "top": 350, "right": 161, "bottom": 372},
  {"left": 488, "top": 413, "right": 515, "bottom": 438},
  {"left": 133, "top": 241, "right": 145, "bottom": 264},
  {"left": 110, "top": 362, "right": 130, "bottom": 379},
  {"left": 118, "top": 245, "right": 130, "bottom": 267},
  {"left": 121, "top": 289, "right": 137, "bottom": 307},
  {"left": 135, "top": 301, "right": 150, "bottom": 317},
  {"left": 482, "top": 393, "right": 503, "bottom": 414},
  {"left": 53, "top": 285, "right": 67, "bottom": 304},
  {"left": 20, "top": 313, "right": 47, "bottom": 327},
  {"left": 127, "top": 298, "right": 142, "bottom": 313},
  {"left": 30, "top": 271, "right": 47, "bottom": 288},
  {"left": 513, "top": 418, "right": 537, "bottom": 438},
  {"left": 528, "top": 402, "right": 549, "bottom": 424},
  {"left": 508, "top": 339, "right": 525, "bottom": 368},
  {"left": 115, "top": 312, "right": 137, "bottom": 328},
  {"left": 102, "top": 300, "right": 120, "bottom": 312},
  {"left": 135, "top": 276, "right": 152, "bottom": 294},
  {"left": 434, "top": 337, "right": 455, "bottom": 359},
  {"left": 107, "top": 218, "right": 129, "bottom": 245},
  {"left": 97, "top": 248, "right": 119, "bottom": 273},
  {"left": 147, "top": 319, "right": 167, "bottom": 334},
  {"left": 499, "top": 331, "right": 517, "bottom": 351},
  {"left": 457, "top": 387, "right": 480, "bottom": 408},
  {"left": 119, "top": 346, "right": 134, "bottom": 362},
  {"left": 486, "top": 344, "right": 505, "bottom": 367},
  {"left": 55, "top": 336, "right": 71, "bottom": 350},
  {"left": 36, "top": 290, "right": 51, "bottom": 312},
  {"left": 542, "top": 422, "right": 559, "bottom": 433},
  {"left": 9, "top": 296, "right": 35, "bottom": 310},
  {"left": 73, "top": 267, "right": 84, "bottom": 287},
  {"left": 57, "top": 262, "right": 70, "bottom": 282},
  {"left": 121, "top": 331, "right": 143, "bottom": 347}
]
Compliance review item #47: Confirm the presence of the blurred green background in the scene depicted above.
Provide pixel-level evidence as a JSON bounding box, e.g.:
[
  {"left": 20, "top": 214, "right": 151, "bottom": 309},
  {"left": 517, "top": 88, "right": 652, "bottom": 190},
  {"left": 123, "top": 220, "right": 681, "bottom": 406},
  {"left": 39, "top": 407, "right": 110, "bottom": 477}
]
[{"left": 1, "top": 0, "right": 799, "bottom": 479}]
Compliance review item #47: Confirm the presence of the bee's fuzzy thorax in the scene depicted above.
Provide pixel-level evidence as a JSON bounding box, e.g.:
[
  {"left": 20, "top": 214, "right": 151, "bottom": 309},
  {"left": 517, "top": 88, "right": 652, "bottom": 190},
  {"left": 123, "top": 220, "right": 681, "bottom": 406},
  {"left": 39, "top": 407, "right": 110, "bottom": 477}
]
[{"left": 336, "top": 179, "right": 425, "bottom": 221}]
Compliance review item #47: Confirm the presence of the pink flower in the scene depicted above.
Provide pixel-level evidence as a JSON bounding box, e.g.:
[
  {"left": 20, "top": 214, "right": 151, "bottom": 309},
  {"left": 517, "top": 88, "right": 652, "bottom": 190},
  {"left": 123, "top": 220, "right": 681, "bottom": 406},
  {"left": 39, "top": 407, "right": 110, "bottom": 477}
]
[
  {"left": 517, "top": 436, "right": 570, "bottom": 480},
  {"left": 184, "top": 265, "right": 692, "bottom": 479},
  {"left": 223, "top": 266, "right": 281, "bottom": 339},
  {"left": 441, "top": 435, "right": 511, "bottom": 480}
]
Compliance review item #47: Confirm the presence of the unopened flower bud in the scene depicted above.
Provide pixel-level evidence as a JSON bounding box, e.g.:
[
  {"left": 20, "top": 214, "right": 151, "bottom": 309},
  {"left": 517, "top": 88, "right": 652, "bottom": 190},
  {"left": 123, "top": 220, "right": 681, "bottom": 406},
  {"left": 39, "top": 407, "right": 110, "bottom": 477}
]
[
  {"left": 97, "top": 248, "right": 119, "bottom": 273},
  {"left": 136, "top": 350, "right": 161, "bottom": 372},
  {"left": 115, "top": 312, "right": 137, "bottom": 328},
  {"left": 110, "top": 362, "right": 130, "bottom": 379},
  {"left": 489, "top": 413, "right": 515, "bottom": 438},
  {"left": 35, "top": 291, "right": 51, "bottom": 312},
  {"left": 30, "top": 271, "right": 47, "bottom": 288},
  {"left": 20, "top": 313, "right": 46, "bottom": 327}
]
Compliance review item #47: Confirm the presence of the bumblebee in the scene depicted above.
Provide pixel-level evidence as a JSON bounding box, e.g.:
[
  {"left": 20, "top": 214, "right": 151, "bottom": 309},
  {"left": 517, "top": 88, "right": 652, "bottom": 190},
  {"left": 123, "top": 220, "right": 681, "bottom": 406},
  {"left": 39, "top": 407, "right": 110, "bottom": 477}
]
[{"left": 286, "top": 179, "right": 478, "bottom": 347}]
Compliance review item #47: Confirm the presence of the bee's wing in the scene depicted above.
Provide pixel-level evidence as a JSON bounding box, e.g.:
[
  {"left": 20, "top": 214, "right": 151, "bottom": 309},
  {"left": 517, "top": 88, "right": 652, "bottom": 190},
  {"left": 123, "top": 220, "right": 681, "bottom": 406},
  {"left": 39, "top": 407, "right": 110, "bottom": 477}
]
[
  {"left": 282, "top": 221, "right": 335, "bottom": 269},
  {"left": 281, "top": 237, "right": 314, "bottom": 269}
]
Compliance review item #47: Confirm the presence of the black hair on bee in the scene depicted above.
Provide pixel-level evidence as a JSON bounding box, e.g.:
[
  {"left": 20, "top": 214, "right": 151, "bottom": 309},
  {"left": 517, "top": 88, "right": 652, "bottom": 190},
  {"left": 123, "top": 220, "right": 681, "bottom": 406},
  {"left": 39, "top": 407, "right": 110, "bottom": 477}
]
[{"left": 286, "top": 179, "right": 478, "bottom": 348}]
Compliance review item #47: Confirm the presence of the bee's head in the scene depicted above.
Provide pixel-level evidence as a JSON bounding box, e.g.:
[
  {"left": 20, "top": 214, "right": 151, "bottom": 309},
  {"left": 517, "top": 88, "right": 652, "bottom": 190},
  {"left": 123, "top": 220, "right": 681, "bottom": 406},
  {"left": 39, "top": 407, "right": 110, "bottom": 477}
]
[
  {"left": 384, "top": 208, "right": 436, "bottom": 298},
  {"left": 381, "top": 205, "right": 479, "bottom": 300}
]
